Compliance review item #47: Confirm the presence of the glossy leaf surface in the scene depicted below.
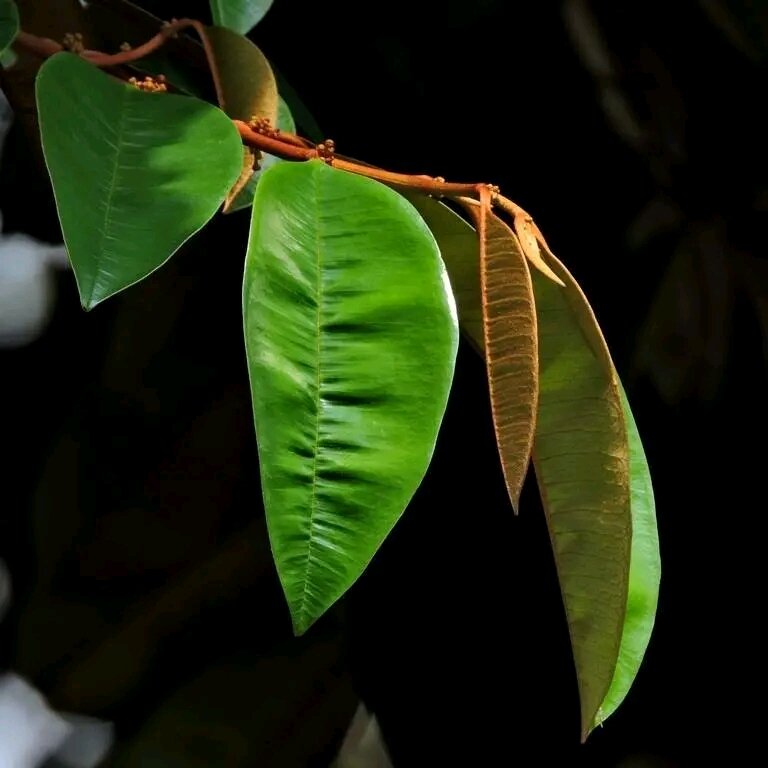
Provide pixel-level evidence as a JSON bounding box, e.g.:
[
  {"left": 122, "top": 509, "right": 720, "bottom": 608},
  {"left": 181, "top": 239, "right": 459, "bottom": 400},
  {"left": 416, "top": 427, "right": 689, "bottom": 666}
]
[
  {"left": 36, "top": 53, "right": 242, "bottom": 308},
  {"left": 532, "top": 254, "right": 631, "bottom": 740},
  {"left": 209, "top": 0, "right": 273, "bottom": 34},
  {"left": 244, "top": 160, "right": 459, "bottom": 634},
  {"left": 594, "top": 385, "right": 661, "bottom": 729}
]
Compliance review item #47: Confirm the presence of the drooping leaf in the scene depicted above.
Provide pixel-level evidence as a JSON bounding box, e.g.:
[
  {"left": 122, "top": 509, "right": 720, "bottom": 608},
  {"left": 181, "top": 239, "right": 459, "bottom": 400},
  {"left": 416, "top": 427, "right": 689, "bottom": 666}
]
[
  {"left": 272, "top": 65, "right": 322, "bottom": 141},
  {"left": 243, "top": 160, "right": 459, "bottom": 634},
  {"left": 226, "top": 96, "right": 295, "bottom": 214},
  {"left": 593, "top": 385, "right": 660, "bottom": 729},
  {"left": 36, "top": 53, "right": 243, "bottom": 309},
  {"left": 0, "top": 0, "right": 18, "bottom": 56},
  {"left": 473, "top": 205, "right": 538, "bottom": 512},
  {"left": 531, "top": 253, "right": 631, "bottom": 741},
  {"left": 209, "top": 0, "right": 273, "bottom": 35},
  {"left": 224, "top": 147, "right": 257, "bottom": 213},
  {"left": 204, "top": 25, "right": 278, "bottom": 124},
  {"left": 405, "top": 195, "right": 484, "bottom": 352}
]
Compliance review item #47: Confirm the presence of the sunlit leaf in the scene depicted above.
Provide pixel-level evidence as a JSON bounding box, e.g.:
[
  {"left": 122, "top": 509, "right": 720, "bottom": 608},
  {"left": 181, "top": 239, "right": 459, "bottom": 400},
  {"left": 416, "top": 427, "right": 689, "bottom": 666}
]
[
  {"left": 244, "top": 160, "right": 459, "bottom": 634},
  {"left": 204, "top": 25, "right": 278, "bottom": 124},
  {"left": 36, "top": 53, "right": 243, "bottom": 308},
  {"left": 473, "top": 204, "right": 538, "bottom": 511},
  {"left": 531, "top": 253, "right": 631, "bottom": 740},
  {"left": 593, "top": 385, "right": 660, "bottom": 729},
  {"left": 0, "top": 0, "right": 18, "bottom": 56},
  {"left": 209, "top": 0, "right": 273, "bottom": 35}
]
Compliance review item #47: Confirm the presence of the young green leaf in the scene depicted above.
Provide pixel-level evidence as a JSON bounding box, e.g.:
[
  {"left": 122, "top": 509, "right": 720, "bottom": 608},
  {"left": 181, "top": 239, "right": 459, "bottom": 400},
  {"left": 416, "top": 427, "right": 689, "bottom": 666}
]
[
  {"left": 531, "top": 254, "right": 631, "bottom": 741},
  {"left": 36, "top": 53, "right": 243, "bottom": 309},
  {"left": 243, "top": 160, "right": 459, "bottom": 634},
  {"left": 204, "top": 25, "right": 278, "bottom": 124},
  {"left": 471, "top": 203, "right": 538, "bottom": 512},
  {"left": 0, "top": 0, "right": 18, "bottom": 56},
  {"left": 593, "top": 385, "right": 661, "bottom": 730},
  {"left": 209, "top": 0, "right": 273, "bottom": 35}
]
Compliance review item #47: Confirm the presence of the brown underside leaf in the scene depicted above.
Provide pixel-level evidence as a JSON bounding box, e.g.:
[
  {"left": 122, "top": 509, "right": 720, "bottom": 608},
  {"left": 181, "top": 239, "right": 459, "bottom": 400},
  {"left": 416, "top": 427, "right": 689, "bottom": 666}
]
[
  {"left": 203, "top": 25, "right": 278, "bottom": 125},
  {"left": 463, "top": 199, "right": 538, "bottom": 512},
  {"left": 223, "top": 146, "right": 257, "bottom": 213},
  {"left": 531, "top": 250, "right": 631, "bottom": 740}
]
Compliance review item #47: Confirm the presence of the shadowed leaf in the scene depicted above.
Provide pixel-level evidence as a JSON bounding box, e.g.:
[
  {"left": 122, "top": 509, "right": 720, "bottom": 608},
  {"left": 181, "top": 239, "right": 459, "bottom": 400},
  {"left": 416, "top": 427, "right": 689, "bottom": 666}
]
[
  {"left": 209, "top": 0, "right": 273, "bottom": 35},
  {"left": 0, "top": 0, "right": 18, "bottom": 56},
  {"left": 36, "top": 53, "right": 242, "bottom": 308},
  {"left": 204, "top": 25, "right": 278, "bottom": 124},
  {"left": 244, "top": 160, "right": 459, "bottom": 634},
  {"left": 531, "top": 252, "right": 631, "bottom": 740}
]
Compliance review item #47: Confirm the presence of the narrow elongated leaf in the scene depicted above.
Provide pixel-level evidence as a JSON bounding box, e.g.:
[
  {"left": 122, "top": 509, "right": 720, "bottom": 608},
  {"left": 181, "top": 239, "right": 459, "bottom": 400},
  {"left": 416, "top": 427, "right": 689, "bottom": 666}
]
[
  {"left": 594, "top": 386, "right": 660, "bottom": 729},
  {"left": 210, "top": 0, "right": 273, "bottom": 35},
  {"left": 472, "top": 204, "right": 538, "bottom": 511},
  {"left": 204, "top": 25, "right": 278, "bottom": 124},
  {"left": 531, "top": 254, "right": 631, "bottom": 741},
  {"left": 36, "top": 53, "right": 243, "bottom": 309},
  {"left": 244, "top": 160, "right": 459, "bottom": 635},
  {"left": 0, "top": 0, "right": 18, "bottom": 56},
  {"left": 405, "top": 196, "right": 484, "bottom": 352}
]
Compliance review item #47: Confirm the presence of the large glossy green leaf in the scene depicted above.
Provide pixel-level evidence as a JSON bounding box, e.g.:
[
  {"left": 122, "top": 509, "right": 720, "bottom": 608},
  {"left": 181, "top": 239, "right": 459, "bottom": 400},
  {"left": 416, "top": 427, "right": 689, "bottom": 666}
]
[
  {"left": 0, "top": 0, "right": 18, "bottom": 56},
  {"left": 204, "top": 25, "right": 278, "bottom": 124},
  {"left": 243, "top": 160, "right": 459, "bottom": 634},
  {"left": 36, "top": 53, "right": 243, "bottom": 309},
  {"left": 209, "top": 0, "right": 273, "bottom": 34},
  {"left": 594, "top": 385, "right": 660, "bottom": 729},
  {"left": 531, "top": 255, "right": 631, "bottom": 741}
]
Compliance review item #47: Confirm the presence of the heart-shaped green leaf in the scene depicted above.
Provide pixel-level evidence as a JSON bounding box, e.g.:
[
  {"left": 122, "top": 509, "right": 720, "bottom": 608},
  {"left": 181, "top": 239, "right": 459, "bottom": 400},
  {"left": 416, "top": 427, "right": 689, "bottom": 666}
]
[
  {"left": 36, "top": 53, "right": 243, "bottom": 309},
  {"left": 244, "top": 160, "right": 459, "bottom": 634},
  {"left": 593, "top": 384, "right": 661, "bottom": 729},
  {"left": 209, "top": 0, "right": 273, "bottom": 35},
  {"left": 531, "top": 254, "right": 631, "bottom": 741},
  {"left": 0, "top": 0, "right": 18, "bottom": 56}
]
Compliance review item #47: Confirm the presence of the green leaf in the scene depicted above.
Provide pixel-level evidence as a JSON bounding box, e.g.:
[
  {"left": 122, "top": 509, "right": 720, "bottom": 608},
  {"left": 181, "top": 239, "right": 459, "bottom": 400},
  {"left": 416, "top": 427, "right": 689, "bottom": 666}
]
[
  {"left": 243, "top": 160, "right": 459, "bottom": 634},
  {"left": 593, "top": 385, "right": 661, "bottom": 729},
  {"left": 209, "top": 0, "right": 273, "bottom": 35},
  {"left": 0, "top": 0, "right": 18, "bottom": 56},
  {"left": 405, "top": 196, "right": 484, "bottom": 352},
  {"left": 531, "top": 255, "right": 631, "bottom": 741},
  {"left": 204, "top": 25, "right": 278, "bottom": 124},
  {"left": 226, "top": 96, "right": 295, "bottom": 214},
  {"left": 36, "top": 53, "right": 243, "bottom": 309},
  {"left": 272, "top": 65, "right": 322, "bottom": 142}
]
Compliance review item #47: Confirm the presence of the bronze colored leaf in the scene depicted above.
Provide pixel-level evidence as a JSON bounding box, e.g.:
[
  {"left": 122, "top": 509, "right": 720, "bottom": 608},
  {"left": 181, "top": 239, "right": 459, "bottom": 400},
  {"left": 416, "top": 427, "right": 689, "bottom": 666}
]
[
  {"left": 223, "top": 146, "right": 257, "bottom": 213},
  {"left": 464, "top": 199, "right": 538, "bottom": 512}
]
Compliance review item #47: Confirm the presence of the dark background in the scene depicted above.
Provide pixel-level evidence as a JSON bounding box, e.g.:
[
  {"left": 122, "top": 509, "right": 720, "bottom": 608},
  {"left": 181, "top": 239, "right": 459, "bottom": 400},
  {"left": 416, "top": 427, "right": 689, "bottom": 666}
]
[{"left": 2, "top": 0, "right": 766, "bottom": 765}]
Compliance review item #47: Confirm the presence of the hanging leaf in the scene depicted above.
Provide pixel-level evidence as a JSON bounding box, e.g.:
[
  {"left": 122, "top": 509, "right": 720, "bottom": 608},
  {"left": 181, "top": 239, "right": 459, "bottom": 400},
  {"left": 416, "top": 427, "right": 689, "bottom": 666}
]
[
  {"left": 405, "top": 196, "right": 484, "bottom": 352},
  {"left": 0, "top": 0, "right": 18, "bottom": 56},
  {"left": 204, "top": 25, "right": 278, "bottom": 124},
  {"left": 36, "top": 53, "right": 243, "bottom": 309},
  {"left": 226, "top": 96, "right": 295, "bottom": 214},
  {"left": 209, "top": 0, "right": 273, "bottom": 35},
  {"left": 593, "top": 385, "right": 660, "bottom": 730},
  {"left": 469, "top": 202, "right": 538, "bottom": 512},
  {"left": 243, "top": 160, "right": 459, "bottom": 634},
  {"left": 531, "top": 253, "right": 631, "bottom": 741},
  {"left": 223, "top": 147, "right": 258, "bottom": 213}
]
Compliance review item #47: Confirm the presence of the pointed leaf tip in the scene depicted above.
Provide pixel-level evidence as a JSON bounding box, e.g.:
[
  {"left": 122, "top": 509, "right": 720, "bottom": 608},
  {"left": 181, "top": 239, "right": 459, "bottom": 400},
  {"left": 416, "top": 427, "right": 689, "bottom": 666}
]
[
  {"left": 244, "top": 161, "right": 459, "bottom": 633},
  {"left": 36, "top": 53, "right": 243, "bottom": 307}
]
